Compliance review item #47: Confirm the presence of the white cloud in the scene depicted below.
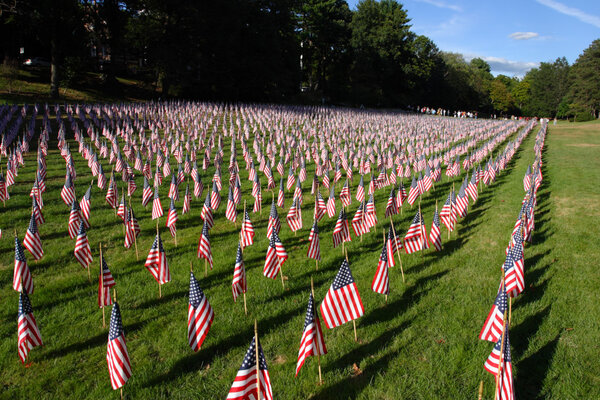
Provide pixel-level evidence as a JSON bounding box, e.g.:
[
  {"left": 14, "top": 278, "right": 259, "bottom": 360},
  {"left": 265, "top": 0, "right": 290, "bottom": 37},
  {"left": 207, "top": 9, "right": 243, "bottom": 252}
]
[
  {"left": 414, "top": 0, "right": 462, "bottom": 12},
  {"left": 482, "top": 56, "right": 539, "bottom": 76},
  {"left": 536, "top": 0, "right": 600, "bottom": 28},
  {"left": 509, "top": 32, "right": 540, "bottom": 40}
]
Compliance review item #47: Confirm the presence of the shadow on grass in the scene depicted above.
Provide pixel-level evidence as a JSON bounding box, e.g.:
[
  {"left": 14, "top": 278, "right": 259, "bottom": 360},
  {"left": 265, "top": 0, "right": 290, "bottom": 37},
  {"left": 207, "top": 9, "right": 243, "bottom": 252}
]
[
  {"left": 315, "top": 317, "right": 415, "bottom": 399},
  {"left": 515, "top": 333, "right": 560, "bottom": 400},
  {"left": 144, "top": 305, "right": 305, "bottom": 388}
]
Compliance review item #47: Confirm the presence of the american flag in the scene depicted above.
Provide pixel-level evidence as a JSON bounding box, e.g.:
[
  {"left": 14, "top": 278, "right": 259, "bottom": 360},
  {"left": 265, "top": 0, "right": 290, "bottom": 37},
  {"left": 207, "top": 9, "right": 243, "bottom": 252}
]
[
  {"left": 326, "top": 186, "right": 336, "bottom": 218},
  {"left": 61, "top": 171, "right": 76, "bottom": 206},
  {"left": 226, "top": 336, "right": 273, "bottom": 400},
  {"left": 142, "top": 176, "right": 153, "bottom": 207},
  {"left": 23, "top": 214, "right": 43, "bottom": 260},
  {"left": 295, "top": 293, "right": 327, "bottom": 377},
  {"left": 332, "top": 209, "right": 351, "bottom": 248},
  {"left": 466, "top": 172, "right": 478, "bottom": 202},
  {"left": 440, "top": 190, "right": 456, "bottom": 232},
  {"left": 504, "top": 246, "right": 524, "bottom": 298},
  {"left": 18, "top": 291, "right": 42, "bottom": 363},
  {"left": 68, "top": 199, "right": 82, "bottom": 240},
  {"left": 226, "top": 186, "right": 237, "bottom": 222},
  {"left": 277, "top": 177, "right": 285, "bottom": 208},
  {"left": 127, "top": 176, "right": 137, "bottom": 197},
  {"left": 0, "top": 172, "right": 7, "bottom": 202},
  {"left": 74, "top": 221, "right": 93, "bottom": 269},
  {"left": 356, "top": 175, "right": 365, "bottom": 202},
  {"left": 106, "top": 303, "right": 132, "bottom": 390},
  {"left": 183, "top": 183, "right": 191, "bottom": 214},
  {"left": 152, "top": 185, "right": 164, "bottom": 220},
  {"left": 263, "top": 231, "right": 288, "bottom": 279},
  {"left": 307, "top": 220, "right": 321, "bottom": 261},
  {"left": 194, "top": 175, "right": 204, "bottom": 199},
  {"left": 106, "top": 176, "right": 117, "bottom": 209},
  {"left": 396, "top": 181, "right": 407, "bottom": 209},
  {"left": 168, "top": 173, "right": 178, "bottom": 200},
  {"left": 32, "top": 196, "right": 44, "bottom": 226},
  {"left": 371, "top": 239, "right": 390, "bottom": 295},
  {"left": 320, "top": 260, "right": 364, "bottom": 329},
  {"left": 293, "top": 179, "right": 302, "bottom": 206},
  {"left": 404, "top": 211, "right": 427, "bottom": 254},
  {"left": 145, "top": 232, "right": 171, "bottom": 284},
  {"left": 253, "top": 184, "right": 262, "bottom": 213},
  {"left": 315, "top": 191, "right": 327, "bottom": 222},
  {"left": 286, "top": 166, "right": 296, "bottom": 190},
  {"left": 479, "top": 281, "right": 507, "bottom": 343},
  {"left": 407, "top": 176, "right": 420, "bottom": 206},
  {"left": 197, "top": 221, "right": 213, "bottom": 269},
  {"left": 210, "top": 181, "right": 221, "bottom": 210},
  {"left": 455, "top": 184, "right": 469, "bottom": 218},
  {"left": 240, "top": 209, "right": 255, "bottom": 249},
  {"left": 484, "top": 330, "right": 514, "bottom": 400},
  {"left": 429, "top": 208, "right": 442, "bottom": 251},
  {"left": 166, "top": 198, "right": 178, "bottom": 237},
  {"left": 351, "top": 201, "right": 368, "bottom": 237},
  {"left": 267, "top": 200, "right": 281, "bottom": 239},
  {"left": 80, "top": 183, "right": 92, "bottom": 229},
  {"left": 201, "top": 192, "right": 215, "bottom": 229},
  {"left": 286, "top": 197, "right": 302, "bottom": 232},
  {"left": 13, "top": 236, "right": 34, "bottom": 294},
  {"left": 97, "top": 165, "right": 107, "bottom": 189},
  {"left": 232, "top": 243, "right": 247, "bottom": 302},
  {"left": 116, "top": 194, "right": 126, "bottom": 221},
  {"left": 364, "top": 194, "right": 378, "bottom": 229},
  {"left": 340, "top": 179, "right": 351, "bottom": 207},
  {"left": 322, "top": 170, "right": 330, "bottom": 189},
  {"left": 98, "top": 254, "right": 115, "bottom": 308},
  {"left": 188, "top": 271, "right": 214, "bottom": 352},
  {"left": 384, "top": 187, "right": 397, "bottom": 218}
]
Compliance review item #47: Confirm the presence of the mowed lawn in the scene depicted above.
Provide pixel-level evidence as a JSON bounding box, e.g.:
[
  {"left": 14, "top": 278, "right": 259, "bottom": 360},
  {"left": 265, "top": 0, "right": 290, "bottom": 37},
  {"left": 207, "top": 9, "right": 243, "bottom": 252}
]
[{"left": 0, "top": 118, "right": 599, "bottom": 399}]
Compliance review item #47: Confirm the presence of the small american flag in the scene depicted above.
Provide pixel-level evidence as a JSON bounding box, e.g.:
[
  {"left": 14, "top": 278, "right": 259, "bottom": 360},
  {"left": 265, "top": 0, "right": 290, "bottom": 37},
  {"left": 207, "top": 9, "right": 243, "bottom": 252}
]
[
  {"left": 314, "top": 191, "right": 326, "bottom": 222},
  {"left": 74, "top": 221, "right": 93, "bottom": 269},
  {"left": 226, "top": 336, "right": 273, "bottom": 400},
  {"left": 364, "top": 194, "right": 378, "bottom": 229},
  {"left": 351, "top": 201, "right": 368, "bottom": 237},
  {"left": 225, "top": 185, "right": 237, "bottom": 222},
  {"left": 166, "top": 198, "right": 178, "bottom": 237},
  {"left": 116, "top": 194, "right": 126, "bottom": 221},
  {"left": 240, "top": 210, "right": 255, "bottom": 249},
  {"left": 152, "top": 185, "right": 164, "bottom": 220},
  {"left": 266, "top": 200, "right": 281, "bottom": 239},
  {"left": 106, "top": 303, "right": 132, "bottom": 390},
  {"left": 23, "top": 214, "right": 43, "bottom": 260},
  {"left": 142, "top": 176, "right": 153, "bottom": 207},
  {"left": 79, "top": 183, "right": 92, "bottom": 229},
  {"left": 440, "top": 190, "right": 456, "bottom": 232},
  {"left": 13, "top": 235, "right": 34, "bottom": 294},
  {"left": 484, "top": 330, "right": 514, "bottom": 400},
  {"left": 356, "top": 175, "right": 365, "bottom": 202},
  {"left": 197, "top": 221, "right": 213, "bottom": 269},
  {"left": 332, "top": 209, "right": 351, "bottom": 248},
  {"left": 479, "top": 281, "right": 507, "bottom": 342},
  {"left": 210, "top": 181, "right": 221, "bottom": 210},
  {"left": 407, "top": 176, "right": 420, "bottom": 206},
  {"left": 68, "top": 199, "right": 82, "bottom": 240},
  {"left": 429, "top": 208, "right": 442, "bottom": 251},
  {"left": 106, "top": 177, "right": 117, "bottom": 209},
  {"left": 504, "top": 246, "right": 524, "bottom": 298},
  {"left": 307, "top": 220, "right": 321, "bottom": 261},
  {"left": 201, "top": 192, "right": 214, "bottom": 229},
  {"left": 61, "top": 171, "right": 76, "bottom": 206},
  {"left": 263, "top": 231, "right": 288, "bottom": 279},
  {"left": 320, "top": 260, "right": 364, "bottom": 329},
  {"left": 384, "top": 187, "right": 397, "bottom": 218},
  {"left": 286, "top": 197, "right": 302, "bottom": 232},
  {"left": 326, "top": 185, "right": 336, "bottom": 218},
  {"left": 277, "top": 177, "right": 285, "bottom": 208},
  {"left": 232, "top": 243, "right": 247, "bottom": 302},
  {"left": 98, "top": 254, "right": 115, "bottom": 308},
  {"left": 182, "top": 183, "right": 191, "bottom": 214},
  {"left": 340, "top": 179, "right": 351, "bottom": 207},
  {"left": 371, "top": 239, "right": 390, "bottom": 295},
  {"left": 188, "top": 271, "right": 214, "bottom": 352},
  {"left": 404, "top": 211, "right": 427, "bottom": 254},
  {"left": 18, "top": 291, "right": 42, "bottom": 363},
  {"left": 145, "top": 232, "right": 171, "bottom": 284},
  {"left": 295, "top": 293, "right": 327, "bottom": 377}
]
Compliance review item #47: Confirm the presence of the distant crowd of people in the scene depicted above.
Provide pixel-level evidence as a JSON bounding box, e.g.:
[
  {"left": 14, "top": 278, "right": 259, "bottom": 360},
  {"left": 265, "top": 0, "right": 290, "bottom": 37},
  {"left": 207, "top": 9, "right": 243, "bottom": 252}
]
[{"left": 408, "top": 105, "right": 478, "bottom": 119}]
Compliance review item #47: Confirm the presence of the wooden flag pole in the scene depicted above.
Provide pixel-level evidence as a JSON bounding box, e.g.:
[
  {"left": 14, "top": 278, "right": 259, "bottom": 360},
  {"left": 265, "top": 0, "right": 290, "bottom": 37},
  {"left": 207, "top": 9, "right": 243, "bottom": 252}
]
[
  {"left": 100, "top": 243, "right": 105, "bottom": 328},
  {"left": 243, "top": 290, "right": 248, "bottom": 316},
  {"left": 156, "top": 221, "right": 162, "bottom": 298},
  {"left": 495, "top": 272, "right": 508, "bottom": 397},
  {"left": 311, "top": 277, "right": 323, "bottom": 385},
  {"left": 129, "top": 197, "right": 139, "bottom": 260},
  {"left": 279, "top": 258, "right": 285, "bottom": 289},
  {"left": 383, "top": 231, "right": 388, "bottom": 303},
  {"left": 478, "top": 380, "right": 484, "bottom": 400},
  {"left": 254, "top": 320, "right": 261, "bottom": 400},
  {"left": 389, "top": 217, "right": 405, "bottom": 283}
]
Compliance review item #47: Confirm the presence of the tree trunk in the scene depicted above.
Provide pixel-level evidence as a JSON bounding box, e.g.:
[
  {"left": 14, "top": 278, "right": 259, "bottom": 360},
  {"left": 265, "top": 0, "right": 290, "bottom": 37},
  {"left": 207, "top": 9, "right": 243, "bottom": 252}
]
[{"left": 50, "top": 39, "right": 60, "bottom": 99}]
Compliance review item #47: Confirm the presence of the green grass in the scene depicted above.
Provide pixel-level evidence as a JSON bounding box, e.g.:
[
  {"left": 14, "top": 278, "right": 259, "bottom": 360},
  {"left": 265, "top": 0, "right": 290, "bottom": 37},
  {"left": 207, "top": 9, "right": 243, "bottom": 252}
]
[{"left": 1, "top": 117, "right": 599, "bottom": 399}]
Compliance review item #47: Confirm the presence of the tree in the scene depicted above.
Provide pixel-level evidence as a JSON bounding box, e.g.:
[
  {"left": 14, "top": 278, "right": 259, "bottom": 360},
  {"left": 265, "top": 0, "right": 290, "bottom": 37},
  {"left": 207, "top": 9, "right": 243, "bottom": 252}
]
[
  {"left": 568, "top": 39, "right": 600, "bottom": 119},
  {"left": 524, "top": 57, "right": 570, "bottom": 117},
  {"left": 489, "top": 79, "right": 514, "bottom": 114}
]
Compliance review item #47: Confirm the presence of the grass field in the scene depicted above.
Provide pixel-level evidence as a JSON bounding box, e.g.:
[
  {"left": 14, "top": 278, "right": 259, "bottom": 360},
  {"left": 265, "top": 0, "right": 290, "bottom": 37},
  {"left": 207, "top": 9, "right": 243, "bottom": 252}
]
[{"left": 1, "top": 117, "right": 599, "bottom": 399}]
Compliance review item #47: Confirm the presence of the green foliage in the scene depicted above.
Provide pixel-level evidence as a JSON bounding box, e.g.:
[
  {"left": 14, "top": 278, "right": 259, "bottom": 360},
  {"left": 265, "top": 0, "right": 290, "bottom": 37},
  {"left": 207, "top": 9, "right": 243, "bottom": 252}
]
[
  {"left": 523, "top": 57, "right": 570, "bottom": 118},
  {"left": 489, "top": 79, "right": 514, "bottom": 114},
  {"left": 567, "top": 39, "right": 600, "bottom": 119}
]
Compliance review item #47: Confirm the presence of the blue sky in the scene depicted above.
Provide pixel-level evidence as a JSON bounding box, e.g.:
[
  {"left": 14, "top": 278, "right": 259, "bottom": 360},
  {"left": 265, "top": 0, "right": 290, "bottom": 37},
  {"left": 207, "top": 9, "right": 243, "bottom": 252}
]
[{"left": 347, "top": 0, "right": 600, "bottom": 77}]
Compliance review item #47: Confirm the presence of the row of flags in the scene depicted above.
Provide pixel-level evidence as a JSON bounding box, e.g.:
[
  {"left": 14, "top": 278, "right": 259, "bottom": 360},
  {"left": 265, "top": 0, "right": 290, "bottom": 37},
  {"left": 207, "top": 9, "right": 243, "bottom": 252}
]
[
  {"left": 4, "top": 102, "right": 540, "bottom": 398},
  {"left": 477, "top": 120, "right": 546, "bottom": 400}
]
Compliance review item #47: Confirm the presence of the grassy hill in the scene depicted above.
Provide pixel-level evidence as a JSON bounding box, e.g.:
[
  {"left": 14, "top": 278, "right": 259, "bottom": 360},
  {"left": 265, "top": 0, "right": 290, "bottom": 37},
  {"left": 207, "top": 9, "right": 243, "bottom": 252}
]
[{"left": 0, "top": 118, "right": 598, "bottom": 399}]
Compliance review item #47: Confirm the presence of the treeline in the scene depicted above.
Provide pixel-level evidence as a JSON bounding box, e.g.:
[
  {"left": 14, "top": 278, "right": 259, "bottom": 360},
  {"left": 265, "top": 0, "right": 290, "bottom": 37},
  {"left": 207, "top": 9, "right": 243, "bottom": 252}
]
[{"left": 1, "top": 0, "right": 598, "bottom": 119}]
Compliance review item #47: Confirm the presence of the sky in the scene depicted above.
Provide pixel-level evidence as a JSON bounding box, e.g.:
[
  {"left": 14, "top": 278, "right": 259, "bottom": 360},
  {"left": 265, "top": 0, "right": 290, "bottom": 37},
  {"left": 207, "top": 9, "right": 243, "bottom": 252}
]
[{"left": 346, "top": 0, "right": 600, "bottom": 77}]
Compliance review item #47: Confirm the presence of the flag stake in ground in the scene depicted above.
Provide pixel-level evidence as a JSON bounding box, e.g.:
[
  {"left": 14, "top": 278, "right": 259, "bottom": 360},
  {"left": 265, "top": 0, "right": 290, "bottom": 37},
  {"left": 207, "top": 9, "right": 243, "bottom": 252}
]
[
  {"left": 128, "top": 197, "right": 139, "bottom": 260},
  {"left": 344, "top": 248, "right": 358, "bottom": 342},
  {"left": 383, "top": 231, "right": 388, "bottom": 303},
  {"left": 389, "top": 216, "right": 405, "bottom": 283},
  {"left": 254, "top": 319, "right": 261, "bottom": 400},
  {"left": 310, "top": 276, "right": 323, "bottom": 385},
  {"left": 100, "top": 243, "right": 106, "bottom": 328},
  {"left": 156, "top": 220, "right": 162, "bottom": 298},
  {"left": 478, "top": 380, "right": 484, "bottom": 400}
]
